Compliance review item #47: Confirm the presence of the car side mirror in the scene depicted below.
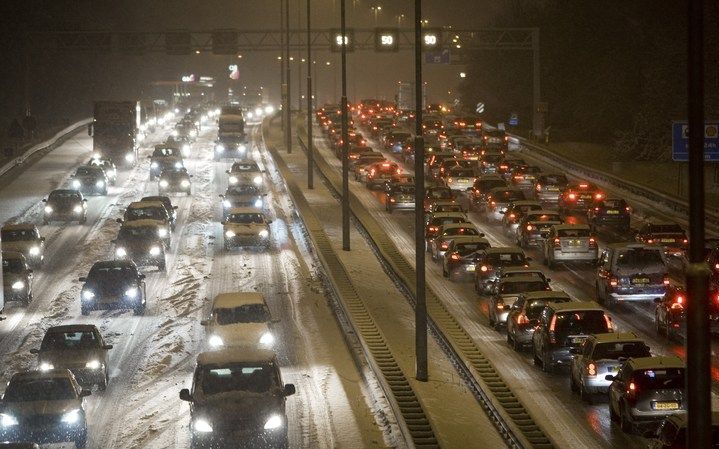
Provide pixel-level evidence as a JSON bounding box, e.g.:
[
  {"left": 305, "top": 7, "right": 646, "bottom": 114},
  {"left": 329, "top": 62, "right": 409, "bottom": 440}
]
[
  {"left": 498, "top": 210, "right": 505, "bottom": 214},
  {"left": 225, "top": 170, "right": 230, "bottom": 174},
  {"left": 29, "top": 348, "right": 39, "bottom": 354},
  {"left": 604, "top": 375, "right": 615, "bottom": 382},
  {"left": 220, "top": 220, "right": 226, "bottom": 225},
  {"left": 110, "top": 239, "right": 116, "bottom": 244},
  {"left": 146, "top": 155, "right": 152, "bottom": 158},
  {"left": 40, "top": 237, "right": 46, "bottom": 242},
  {"left": 41, "top": 198, "right": 47, "bottom": 202},
  {"left": 82, "top": 199, "right": 87, "bottom": 202},
  {"left": 262, "top": 193, "right": 268, "bottom": 197},
  {"left": 80, "top": 389, "right": 92, "bottom": 397},
  {"left": 179, "top": 388, "right": 192, "bottom": 402},
  {"left": 189, "top": 175, "right": 194, "bottom": 178},
  {"left": 200, "top": 320, "right": 209, "bottom": 326},
  {"left": 218, "top": 194, "right": 224, "bottom": 199},
  {"left": 479, "top": 233, "right": 485, "bottom": 237},
  {"left": 503, "top": 304, "right": 511, "bottom": 311},
  {"left": 267, "top": 220, "right": 273, "bottom": 224},
  {"left": 283, "top": 384, "right": 296, "bottom": 397},
  {"left": 78, "top": 276, "right": 87, "bottom": 282}
]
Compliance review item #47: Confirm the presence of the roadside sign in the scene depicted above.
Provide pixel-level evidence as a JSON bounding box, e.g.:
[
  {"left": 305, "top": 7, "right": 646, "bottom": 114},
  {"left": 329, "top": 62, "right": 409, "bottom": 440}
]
[
  {"left": 425, "top": 49, "right": 450, "bottom": 64},
  {"left": 475, "top": 102, "right": 485, "bottom": 114},
  {"left": 672, "top": 121, "right": 719, "bottom": 161},
  {"left": 509, "top": 113, "right": 519, "bottom": 126},
  {"left": 497, "top": 123, "right": 506, "bottom": 131}
]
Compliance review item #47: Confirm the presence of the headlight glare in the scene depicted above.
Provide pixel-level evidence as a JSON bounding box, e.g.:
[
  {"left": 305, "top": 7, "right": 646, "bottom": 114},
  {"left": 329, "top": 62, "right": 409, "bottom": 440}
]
[
  {"left": 151, "top": 162, "right": 159, "bottom": 169},
  {"left": 61, "top": 409, "right": 81, "bottom": 424},
  {"left": 149, "top": 246, "right": 161, "bottom": 256},
  {"left": 259, "top": 332, "right": 274, "bottom": 346},
  {"left": 115, "top": 247, "right": 127, "bottom": 258},
  {"left": 125, "top": 153, "right": 135, "bottom": 162},
  {"left": 254, "top": 199, "right": 263, "bottom": 208},
  {"left": 72, "top": 180, "right": 81, "bottom": 188},
  {"left": 96, "top": 180, "right": 104, "bottom": 188},
  {"left": 125, "top": 287, "right": 138, "bottom": 298},
  {"left": 158, "top": 228, "right": 168, "bottom": 238},
  {"left": 263, "top": 414, "right": 283, "bottom": 430},
  {"left": 0, "top": 413, "right": 18, "bottom": 427},
  {"left": 215, "top": 144, "right": 225, "bottom": 153},
  {"left": 39, "top": 362, "right": 54, "bottom": 372},
  {"left": 228, "top": 176, "right": 238, "bottom": 184},
  {"left": 222, "top": 200, "right": 231, "bottom": 208},
  {"left": 253, "top": 175, "right": 262, "bottom": 185},
  {"left": 159, "top": 180, "right": 169, "bottom": 188},
  {"left": 44, "top": 205, "right": 53, "bottom": 214},
  {"left": 82, "top": 290, "right": 95, "bottom": 300},
  {"left": 225, "top": 230, "right": 236, "bottom": 238},
  {"left": 29, "top": 246, "right": 40, "bottom": 256},
  {"left": 258, "top": 229, "right": 269, "bottom": 238},
  {"left": 193, "top": 418, "right": 213, "bottom": 433},
  {"left": 85, "top": 360, "right": 101, "bottom": 370},
  {"left": 181, "top": 180, "right": 191, "bottom": 188},
  {"left": 11, "top": 281, "right": 25, "bottom": 290},
  {"left": 208, "top": 335, "right": 224, "bottom": 348},
  {"left": 73, "top": 205, "right": 83, "bottom": 214}
]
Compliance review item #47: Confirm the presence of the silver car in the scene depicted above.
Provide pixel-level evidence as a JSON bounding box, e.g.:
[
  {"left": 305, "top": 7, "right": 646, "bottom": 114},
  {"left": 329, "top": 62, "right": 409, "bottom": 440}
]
[
  {"left": 430, "top": 223, "right": 482, "bottom": 261},
  {"left": 445, "top": 166, "right": 477, "bottom": 191},
  {"left": 543, "top": 224, "right": 598, "bottom": 268},
  {"left": 488, "top": 276, "right": 551, "bottom": 330},
  {"left": 569, "top": 332, "right": 650, "bottom": 403},
  {"left": 596, "top": 243, "right": 669, "bottom": 307}
]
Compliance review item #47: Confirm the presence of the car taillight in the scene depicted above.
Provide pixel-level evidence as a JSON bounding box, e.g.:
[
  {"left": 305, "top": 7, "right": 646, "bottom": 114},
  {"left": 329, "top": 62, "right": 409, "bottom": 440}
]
[
  {"left": 514, "top": 175, "right": 524, "bottom": 180},
  {"left": 496, "top": 300, "right": 505, "bottom": 310},
  {"left": 595, "top": 193, "right": 604, "bottom": 200},
  {"left": 491, "top": 201, "right": 496, "bottom": 205},
  {"left": 548, "top": 315, "right": 557, "bottom": 344},
  {"left": 568, "top": 193, "right": 576, "bottom": 200},
  {"left": 440, "top": 242, "right": 449, "bottom": 249},
  {"left": 627, "top": 380, "right": 637, "bottom": 398},
  {"left": 447, "top": 177, "right": 453, "bottom": 183},
  {"left": 390, "top": 198, "right": 396, "bottom": 203},
  {"left": 517, "top": 314, "right": 529, "bottom": 325},
  {"left": 683, "top": 238, "right": 688, "bottom": 244},
  {"left": 526, "top": 224, "right": 533, "bottom": 231},
  {"left": 604, "top": 315, "right": 613, "bottom": 331},
  {"left": 594, "top": 207, "right": 600, "bottom": 212},
  {"left": 450, "top": 253, "right": 461, "bottom": 261},
  {"left": 671, "top": 295, "right": 684, "bottom": 309},
  {"left": 428, "top": 226, "right": 438, "bottom": 232},
  {"left": 663, "top": 275, "right": 670, "bottom": 285},
  {"left": 589, "top": 237, "right": 597, "bottom": 247},
  {"left": 587, "top": 363, "right": 597, "bottom": 377},
  {"left": 647, "top": 238, "right": 654, "bottom": 244},
  {"left": 508, "top": 213, "right": 516, "bottom": 220},
  {"left": 553, "top": 238, "right": 561, "bottom": 247},
  {"left": 609, "top": 277, "right": 618, "bottom": 287},
  {"left": 536, "top": 184, "right": 542, "bottom": 191},
  {"left": 480, "top": 265, "right": 489, "bottom": 272}
]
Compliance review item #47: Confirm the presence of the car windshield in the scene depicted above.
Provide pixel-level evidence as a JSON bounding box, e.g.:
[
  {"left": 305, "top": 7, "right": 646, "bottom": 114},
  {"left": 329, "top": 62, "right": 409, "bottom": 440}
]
[
  {"left": 88, "top": 265, "right": 136, "bottom": 282},
  {"left": 487, "top": 252, "right": 526, "bottom": 266},
  {"left": 592, "top": 342, "right": 650, "bottom": 360},
  {"left": 117, "top": 227, "right": 157, "bottom": 240},
  {"left": 200, "top": 363, "right": 277, "bottom": 395},
  {"left": 215, "top": 304, "right": 271, "bottom": 325},
  {"left": 443, "top": 227, "right": 478, "bottom": 237},
  {"left": 554, "top": 311, "right": 609, "bottom": 337},
  {"left": 500, "top": 280, "right": 548, "bottom": 294},
  {"left": 41, "top": 331, "right": 99, "bottom": 351},
  {"left": 601, "top": 199, "right": 626, "bottom": 209},
  {"left": 227, "top": 185, "right": 259, "bottom": 195},
  {"left": 228, "top": 213, "right": 264, "bottom": 224},
  {"left": 525, "top": 298, "right": 571, "bottom": 319},
  {"left": 2, "top": 258, "right": 24, "bottom": 273},
  {"left": 231, "top": 163, "right": 259, "bottom": 172},
  {"left": 456, "top": 242, "right": 489, "bottom": 255},
  {"left": 75, "top": 167, "right": 99, "bottom": 176},
  {"left": 154, "top": 147, "right": 178, "bottom": 156},
  {"left": 616, "top": 248, "right": 664, "bottom": 268},
  {"left": 527, "top": 214, "right": 562, "bottom": 222},
  {"left": 127, "top": 207, "right": 166, "bottom": 221},
  {"left": 4, "top": 378, "right": 76, "bottom": 402},
  {"left": 540, "top": 174, "right": 568, "bottom": 185},
  {"left": 633, "top": 368, "right": 685, "bottom": 390},
  {"left": 557, "top": 228, "right": 591, "bottom": 238},
  {"left": 49, "top": 191, "right": 80, "bottom": 201},
  {"left": 1, "top": 229, "right": 34, "bottom": 241},
  {"left": 428, "top": 189, "right": 453, "bottom": 199},
  {"left": 433, "top": 204, "right": 463, "bottom": 213},
  {"left": 649, "top": 224, "right": 685, "bottom": 234}
]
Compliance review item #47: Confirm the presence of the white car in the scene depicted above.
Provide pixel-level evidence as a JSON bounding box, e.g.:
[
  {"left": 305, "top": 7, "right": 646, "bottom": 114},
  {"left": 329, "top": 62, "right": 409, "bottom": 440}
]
[
  {"left": 222, "top": 207, "right": 272, "bottom": 249},
  {"left": 445, "top": 166, "right": 477, "bottom": 191},
  {"left": 226, "top": 160, "right": 265, "bottom": 189},
  {"left": 201, "top": 292, "right": 275, "bottom": 349}
]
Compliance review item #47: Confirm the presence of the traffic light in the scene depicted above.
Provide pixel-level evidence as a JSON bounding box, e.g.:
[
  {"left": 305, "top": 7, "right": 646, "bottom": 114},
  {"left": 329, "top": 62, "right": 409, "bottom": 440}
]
[
  {"left": 330, "top": 29, "right": 355, "bottom": 52},
  {"left": 421, "top": 28, "right": 442, "bottom": 50},
  {"left": 212, "top": 29, "right": 238, "bottom": 55},
  {"left": 375, "top": 28, "right": 399, "bottom": 52},
  {"left": 165, "top": 30, "right": 191, "bottom": 55}
]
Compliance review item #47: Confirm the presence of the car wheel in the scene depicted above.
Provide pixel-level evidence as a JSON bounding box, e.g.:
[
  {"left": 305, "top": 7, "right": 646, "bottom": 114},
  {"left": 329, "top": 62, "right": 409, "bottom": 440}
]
[
  {"left": 620, "top": 404, "right": 633, "bottom": 434},
  {"left": 542, "top": 351, "right": 554, "bottom": 373},
  {"left": 488, "top": 312, "right": 495, "bottom": 328},
  {"left": 98, "top": 372, "right": 108, "bottom": 391}
]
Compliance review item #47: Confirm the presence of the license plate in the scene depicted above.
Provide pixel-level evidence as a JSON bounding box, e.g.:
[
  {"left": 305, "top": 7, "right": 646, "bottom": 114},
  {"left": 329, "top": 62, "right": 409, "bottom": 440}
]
[
  {"left": 458, "top": 179, "right": 469, "bottom": 183},
  {"left": 547, "top": 187, "right": 559, "bottom": 191},
  {"left": 567, "top": 240, "right": 581, "bottom": 246},
  {"left": 661, "top": 238, "right": 675, "bottom": 243},
  {"left": 606, "top": 210, "right": 620, "bottom": 214},
  {"left": 581, "top": 194, "right": 593, "bottom": 200},
  {"left": 653, "top": 401, "right": 679, "bottom": 411},
  {"left": 466, "top": 265, "right": 476, "bottom": 272},
  {"left": 632, "top": 277, "right": 650, "bottom": 285},
  {"left": 540, "top": 227, "right": 550, "bottom": 232},
  {"left": 571, "top": 337, "right": 585, "bottom": 344}
]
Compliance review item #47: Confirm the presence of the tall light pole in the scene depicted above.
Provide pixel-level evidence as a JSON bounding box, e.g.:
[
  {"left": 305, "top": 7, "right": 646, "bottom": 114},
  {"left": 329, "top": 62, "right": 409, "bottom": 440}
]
[
  {"left": 413, "top": 0, "right": 428, "bottom": 382},
  {"left": 397, "top": 13, "right": 405, "bottom": 28},
  {"left": 371, "top": 5, "right": 382, "bottom": 26},
  {"left": 285, "top": 0, "right": 292, "bottom": 154},
  {"left": 280, "top": 0, "right": 286, "bottom": 131},
  {"left": 340, "top": 0, "right": 350, "bottom": 251},
  {"left": 306, "top": 0, "right": 314, "bottom": 189}
]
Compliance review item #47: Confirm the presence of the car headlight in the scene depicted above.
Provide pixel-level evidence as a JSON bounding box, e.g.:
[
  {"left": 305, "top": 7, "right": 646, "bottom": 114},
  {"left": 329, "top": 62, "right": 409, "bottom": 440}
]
[
  {"left": 258, "top": 229, "right": 269, "bottom": 238},
  {"left": 74, "top": 205, "right": 83, "bottom": 214},
  {"left": 72, "top": 179, "right": 81, "bottom": 188},
  {"left": 44, "top": 205, "right": 53, "bottom": 214},
  {"left": 125, "top": 153, "right": 135, "bottom": 162},
  {"left": 39, "top": 362, "right": 54, "bottom": 372},
  {"left": 246, "top": 111, "right": 254, "bottom": 119},
  {"left": 175, "top": 161, "right": 183, "bottom": 169},
  {"left": 215, "top": 144, "right": 225, "bottom": 153},
  {"left": 159, "top": 180, "right": 169, "bottom": 188},
  {"left": 96, "top": 180, "right": 105, "bottom": 188},
  {"left": 149, "top": 246, "right": 161, "bottom": 256},
  {"left": 254, "top": 199, "right": 263, "bottom": 208},
  {"left": 125, "top": 287, "right": 138, "bottom": 298},
  {"left": 85, "top": 360, "right": 102, "bottom": 370},
  {"left": 116, "top": 247, "right": 127, "bottom": 258},
  {"left": 228, "top": 176, "right": 238, "bottom": 184},
  {"left": 158, "top": 228, "right": 168, "bottom": 238},
  {"left": 0, "top": 413, "right": 18, "bottom": 427},
  {"left": 181, "top": 180, "right": 191, "bottom": 188},
  {"left": 82, "top": 290, "right": 95, "bottom": 300},
  {"left": 239, "top": 144, "right": 247, "bottom": 152},
  {"left": 29, "top": 246, "right": 40, "bottom": 256},
  {"left": 208, "top": 335, "right": 224, "bottom": 348},
  {"left": 171, "top": 130, "right": 178, "bottom": 137},
  {"left": 151, "top": 162, "right": 159, "bottom": 169},
  {"left": 222, "top": 200, "right": 231, "bottom": 208},
  {"left": 225, "top": 230, "right": 236, "bottom": 238},
  {"left": 255, "top": 107, "right": 263, "bottom": 116},
  {"left": 193, "top": 418, "right": 213, "bottom": 433},
  {"left": 264, "top": 105, "right": 274, "bottom": 114},
  {"left": 11, "top": 281, "right": 25, "bottom": 290},
  {"left": 61, "top": 409, "right": 81, "bottom": 424},
  {"left": 137, "top": 133, "right": 145, "bottom": 142},
  {"left": 263, "top": 414, "right": 283, "bottom": 430},
  {"left": 259, "top": 332, "right": 274, "bottom": 346},
  {"left": 253, "top": 175, "right": 262, "bottom": 185},
  {"left": 189, "top": 130, "right": 197, "bottom": 138}
]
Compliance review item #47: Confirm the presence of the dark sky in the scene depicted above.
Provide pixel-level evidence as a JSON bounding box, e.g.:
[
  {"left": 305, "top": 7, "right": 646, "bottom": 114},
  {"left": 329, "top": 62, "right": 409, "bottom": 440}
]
[{"left": 0, "top": 0, "right": 499, "bottom": 126}]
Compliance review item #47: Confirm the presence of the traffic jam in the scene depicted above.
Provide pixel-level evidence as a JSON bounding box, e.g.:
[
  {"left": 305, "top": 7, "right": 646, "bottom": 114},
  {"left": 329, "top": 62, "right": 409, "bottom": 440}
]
[{"left": 314, "top": 100, "right": 708, "bottom": 445}]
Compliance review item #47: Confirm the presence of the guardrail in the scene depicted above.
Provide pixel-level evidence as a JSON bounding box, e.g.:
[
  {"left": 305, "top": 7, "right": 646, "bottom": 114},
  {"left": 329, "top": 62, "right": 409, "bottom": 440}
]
[{"left": 0, "top": 118, "right": 92, "bottom": 179}]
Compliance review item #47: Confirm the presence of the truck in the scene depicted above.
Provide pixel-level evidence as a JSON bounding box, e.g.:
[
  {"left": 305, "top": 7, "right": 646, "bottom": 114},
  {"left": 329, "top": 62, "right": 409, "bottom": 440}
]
[
  {"left": 89, "top": 101, "right": 141, "bottom": 167},
  {"left": 218, "top": 105, "right": 246, "bottom": 141}
]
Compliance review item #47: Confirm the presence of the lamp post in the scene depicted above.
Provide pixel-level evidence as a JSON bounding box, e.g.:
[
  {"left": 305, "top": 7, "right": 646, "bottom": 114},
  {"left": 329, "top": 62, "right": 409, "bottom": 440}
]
[
  {"left": 306, "top": 0, "right": 314, "bottom": 189},
  {"left": 285, "top": 0, "right": 292, "bottom": 154},
  {"left": 340, "top": 0, "right": 350, "bottom": 251},
  {"left": 397, "top": 13, "right": 405, "bottom": 28},
  {"left": 371, "top": 5, "right": 382, "bottom": 26}
]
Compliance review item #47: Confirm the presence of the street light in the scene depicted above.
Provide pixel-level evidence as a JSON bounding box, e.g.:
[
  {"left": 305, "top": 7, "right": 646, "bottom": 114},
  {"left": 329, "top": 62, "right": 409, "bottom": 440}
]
[
  {"left": 340, "top": 0, "right": 350, "bottom": 251},
  {"left": 371, "top": 5, "right": 382, "bottom": 26},
  {"left": 307, "top": 0, "right": 314, "bottom": 189},
  {"left": 397, "top": 13, "right": 406, "bottom": 27},
  {"left": 459, "top": 72, "right": 466, "bottom": 78}
]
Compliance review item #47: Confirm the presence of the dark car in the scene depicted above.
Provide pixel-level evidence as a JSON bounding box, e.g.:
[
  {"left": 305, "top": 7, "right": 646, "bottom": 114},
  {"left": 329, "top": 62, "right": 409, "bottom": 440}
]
[
  {"left": 488, "top": 276, "right": 552, "bottom": 329},
  {"left": 87, "top": 157, "right": 117, "bottom": 185},
  {"left": 635, "top": 223, "right": 689, "bottom": 257},
  {"left": 473, "top": 247, "right": 530, "bottom": 294},
  {"left": 501, "top": 200, "right": 543, "bottom": 236},
  {"left": 485, "top": 186, "right": 526, "bottom": 219},
  {"left": 646, "top": 412, "right": 719, "bottom": 449},
  {"left": 481, "top": 128, "right": 508, "bottom": 150},
  {"left": 516, "top": 210, "right": 564, "bottom": 248},
  {"left": 220, "top": 184, "right": 266, "bottom": 218},
  {"left": 532, "top": 301, "right": 612, "bottom": 372},
  {"left": 158, "top": 167, "right": 192, "bottom": 195},
  {"left": 587, "top": 198, "right": 631, "bottom": 232},
  {"left": 595, "top": 243, "right": 669, "bottom": 307},
  {"left": 654, "top": 285, "right": 719, "bottom": 339},
  {"left": 141, "top": 195, "right": 178, "bottom": 230},
  {"left": 506, "top": 291, "right": 572, "bottom": 351},
  {"left": 469, "top": 175, "right": 508, "bottom": 210},
  {"left": 149, "top": 152, "right": 184, "bottom": 181},
  {"left": 42, "top": 189, "right": 87, "bottom": 224},
  {"left": 478, "top": 149, "right": 505, "bottom": 175},
  {"left": 113, "top": 221, "right": 167, "bottom": 271},
  {"left": 558, "top": 182, "right": 605, "bottom": 213},
  {"left": 442, "top": 236, "right": 491, "bottom": 281},
  {"left": 79, "top": 260, "right": 147, "bottom": 315},
  {"left": 70, "top": 165, "right": 108, "bottom": 196},
  {"left": 423, "top": 186, "right": 456, "bottom": 212},
  {"left": 2, "top": 251, "right": 33, "bottom": 306},
  {"left": 214, "top": 135, "right": 248, "bottom": 160}
]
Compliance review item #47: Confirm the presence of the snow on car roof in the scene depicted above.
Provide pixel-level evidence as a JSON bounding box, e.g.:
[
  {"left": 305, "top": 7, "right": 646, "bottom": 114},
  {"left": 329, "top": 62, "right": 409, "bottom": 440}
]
[
  {"left": 545, "top": 301, "right": 604, "bottom": 312},
  {"left": 552, "top": 224, "right": 590, "bottom": 231},
  {"left": 212, "top": 292, "right": 267, "bottom": 308},
  {"left": 2, "top": 222, "right": 36, "bottom": 231},
  {"left": 197, "top": 348, "right": 276, "bottom": 366},
  {"left": 226, "top": 207, "right": 265, "bottom": 215},
  {"left": 591, "top": 332, "right": 642, "bottom": 343},
  {"left": 47, "top": 324, "right": 99, "bottom": 333},
  {"left": 626, "top": 356, "right": 684, "bottom": 371},
  {"left": 521, "top": 291, "right": 571, "bottom": 300},
  {"left": 128, "top": 201, "right": 165, "bottom": 209}
]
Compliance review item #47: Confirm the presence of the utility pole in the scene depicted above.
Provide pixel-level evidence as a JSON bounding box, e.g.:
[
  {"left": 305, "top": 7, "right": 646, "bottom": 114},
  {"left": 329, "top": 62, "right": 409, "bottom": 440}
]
[
  {"left": 285, "top": 0, "right": 292, "bottom": 153},
  {"left": 413, "top": 0, "right": 428, "bottom": 382},
  {"left": 340, "top": 0, "right": 350, "bottom": 251},
  {"left": 685, "top": 0, "right": 710, "bottom": 447},
  {"left": 280, "top": 0, "right": 286, "bottom": 132},
  {"left": 307, "top": 0, "right": 314, "bottom": 189}
]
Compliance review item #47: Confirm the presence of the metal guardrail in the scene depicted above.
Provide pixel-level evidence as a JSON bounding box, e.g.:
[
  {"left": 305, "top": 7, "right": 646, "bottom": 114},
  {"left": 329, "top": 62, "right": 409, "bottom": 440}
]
[{"left": 0, "top": 118, "right": 92, "bottom": 179}]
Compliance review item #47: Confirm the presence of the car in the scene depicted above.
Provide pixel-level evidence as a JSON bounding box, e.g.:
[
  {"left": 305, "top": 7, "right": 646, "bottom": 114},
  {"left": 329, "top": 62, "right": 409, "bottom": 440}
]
[
  {"left": 148, "top": 145, "right": 184, "bottom": 180},
  {"left": 426, "top": 152, "right": 456, "bottom": 180},
  {"left": 485, "top": 186, "right": 527, "bottom": 219},
  {"left": 473, "top": 247, "right": 530, "bottom": 294},
  {"left": 595, "top": 243, "right": 669, "bottom": 307},
  {"left": 607, "top": 356, "right": 685, "bottom": 434},
  {"left": 69, "top": 165, "right": 108, "bottom": 196},
  {"left": 347, "top": 145, "right": 374, "bottom": 162},
  {"left": 2, "top": 251, "right": 33, "bottom": 306},
  {"left": 500, "top": 200, "right": 543, "bottom": 236},
  {"left": 584, "top": 199, "right": 631, "bottom": 234},
  {"left": 352, "top": 153, "right": 386, "bottom": 181},
  {"left": 42, "top": 189, "right": 87, "bottom": 224},
  {"left": 569, "top": 332, "right": 650, "bottom": 403},
  {"left": 383, "top": 131, "right": 412, "bottom": 153},
  {"left": 509, "top": 165, "right": 542, "bottom": 192},
  {"left": 469, "top": 174, "right": 508, "bottom": 210},
  {"left": 437, "top": 158, "right": 475, "bottom": 181},
  {"left": 516, "top": 210, "right": 564, "bottom": 248},
  {"left": 113, "top": 220, "right": 167, "bottom": 271},
  {"left": 1, "top": 223, "right": 45, "bottom": 267},
  {"left": 635, "top": 222, "right": 689, "bottom": 257},
  {"left": 506, "top": 291, "right": 572, "bottom": 351},
  {"left": 495, "top": 266, "right": 551, "bottom": 283},
  {"left": 79, "top": 260, "right": 147, "bottom": 315},
  {"left": 423, "top": 186, "right": 456, "bottom": 212},
  {"left": 496, "top": 157, "right": 526, "bottom": 181},
  {"left": 179, "top": 349, "right": 296, "bottom": 449},
  {"left": 214, "top": 136, "right": 248, "bottom": 160},
  {"left": 121, "top": 201, "right": 172, "bottom": 247},
  {"left": 430, "top": 223, "right": 482, "bottom": 261},
  {"left": 558, "top": 182, "right": 605, "bottom": 213},
  {"left": 0, "top": 369, "right": 90, "bottom": 448},
  {"left": 428, "top": 202, "right": 464, "bottom": 214},
  {"left": 441, "top": 236, "right": 491, "bottom": 281},
  {"left": 158, "top": 167, "right": 192, "bottom": 195},
  {"left": 481, "top": 128, "right": 508, "bottom": 150},
  {"left": 382, "top": 173, "right": 415, "bottom": 194},
  {"left": 366, "top": 161, "right": 400, "bottom": 189},
  {"left": 201, "top": 292, "right": 275, "bottom": 349},
  {"left": 457, "top": 141, "right": 484, "bottom": 161},
  {"left": 654, "top": 286, "right": 719, "bottom": 339},
  {"left": 425, "top": 211, "right": 468, "bottom": 244},
  {"left": 385, "top": 184, "right": 415, "bottom": 213},
  {"left": 478, "top": 149, "right": 505, "bottom": 175},
  {"left": 141, "top": 195, "right": 178, "bottom": 230},
  {"left": 533, "top": 173, "right": 569, "bottom": 204},
  {"left": 532, "top": 301, "right": 613, "bottom": 372},
  {"left": 220, "top": 185, "right": 266, "bottom": 219},
  {"left": 222, "top": 208, "right": 272, "bottom": 249},
  {"left": 646, "top": 412, "right": 719, "bottom": 449},
  {"left": 542, "top": 224, "right": 598, "bottom": 268},
  {"left": 87, "top": 157, "right": 117, "bottom": 185},
  {"left": 226, "top": 160, "right": 265, "bottom": 188},
  {"left": 31, "top": 324, "right": 113, "bottom": 390},
  {"left": 445, "top": 166, "right": 477, "bottom": 191},
  {"left": 488, "top": 275, "right": 552, "bottom": 329}
]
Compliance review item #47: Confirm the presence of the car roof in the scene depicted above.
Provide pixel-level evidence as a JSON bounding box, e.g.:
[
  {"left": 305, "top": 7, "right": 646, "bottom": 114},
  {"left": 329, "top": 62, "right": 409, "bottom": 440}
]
[
  {"left": 606, "top": 242, "right": 662, "bottom": 251},
  {"left": 1, "top": 223, "right": 36, "bottom": 231},
  {"left": 430, "top": 212, "right": 466, "bottom": 219},
  {"left": 490, "top": 186, "right": 523, "bottom": 193},
  {"left": 626, "top": 356, "right": 684, "bottom": 370},
  {"left": 46, "top": 324, "right": 99, "bottom": 333},
  {"left": 525, "top": 210, "right": 562, "bottom": 216},
  {"left": 212, "top": 292, "right": 267, "bottom": 308},
  {"left": 226, "top": 207, "right": 265, "bottom": 215},
  {"left": 128, "top": 201, "right": 165, "bottom": 209},
  {"left": 509, "top": 200, "right": 542, "bottom": 207},
  {"left": 440, "top": 223, "right": 477, "bottom": 232},
  {"left": 590, "top": 332, "right": 642, "bottom": 343},
  {"left": 91, "top": 260, "right": 137, "bottom": 269},
  {"left": 552, "top": 224, "right": 591, "bottom": 231},
  {"left": 450, "top": 235, "right": 489, "bottom": 244},
  {"left": 50, "top": 189, "right": 81, "bottom": 195},
  {"left": 197, "top": 348, "right": 276, "bottom": 366},
  {"left": 521, "top": 291, "right": 571, "bottom": 300},
  {"left": 122, "top": 219, "right": 161, "bottom": 228},
  {"left": 545, "top": 300, "right": 604, "bottom": 312},
  {"left": 501, "top": 266, "right": 544, "bottom": 274},
  {"left": 477, "top": 174, "right": 504, "bottom": 181}
]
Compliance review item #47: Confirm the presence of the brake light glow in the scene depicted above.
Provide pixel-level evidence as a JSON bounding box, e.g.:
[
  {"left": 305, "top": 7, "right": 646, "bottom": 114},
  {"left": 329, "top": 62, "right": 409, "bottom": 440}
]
[
  {"left": 526, "top": 224, "right": 533, "bottom": 231},
  {"left": 609, "top": 277, "right": 618, "bottom": 287},
  {"left": 604, "top": 315, "right": 613, "bottom": 331},
  {"left": 390, "top": 198, "right": 396, "bottom": 203},
  {"left": 548, "top": 315, "right": 557, "bottom": 344},
  {"left": 428, "top": 226, "right": 438, "bottom": 232},
  {"left": 587, "top": 363, "right": 597, "bottom": 377},
  {"left": 509, "top": 213, "right": 516, "bottom": 219},
  {"left": 448, "top": 178, "right": 453, "bottom": 183},
  {"left": 480, "top": 265, "right": 488, "bottom": 272},
  {"left": 536, "top": 184, "right": 542, "bottom": 191},
  {"left": 517, "top": 314, "right": 529, "bottom": 325},
  {"left": 589, "top": 237, "right": 597, "bottom": 247},
  {"left": 440, "top": 242, "right": 449, "bottom": 249},
  {"left": 683, "top": 238, "right": 688, "bottom": 243},
  {"left": 568, "top": 193, "right": 576, "bottom": 200},
  {"left": 450, "top": 253, "right": 461, "bottom": 261},
  {"left": 628, "top": 381, "right": 636, "bottom": 395},
  {"left": 579, "top": 183, "right": 589, "bottom": 188},
  {"left": 663, "top": 275, "right": 670, "bottom": 285},
  {"left": 647, "top": 238, "right": 654, "bottom": 244},
  {"left": 553, "top": 238, "right": 561, "bottom": 247}
]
